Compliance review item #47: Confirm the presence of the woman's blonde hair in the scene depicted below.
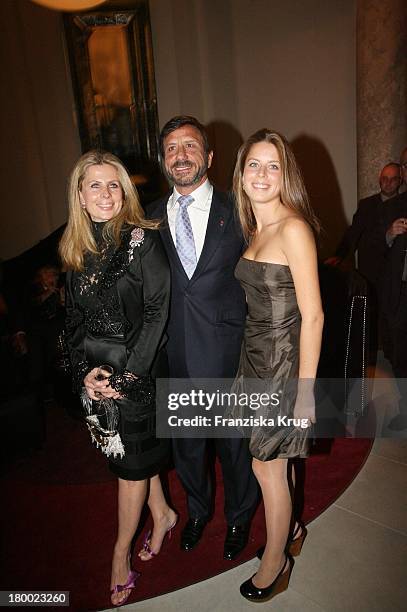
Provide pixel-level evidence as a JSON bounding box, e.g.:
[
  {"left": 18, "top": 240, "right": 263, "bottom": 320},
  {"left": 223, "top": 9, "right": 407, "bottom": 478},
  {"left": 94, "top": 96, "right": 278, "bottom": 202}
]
[
  {"left": 233, "top": 129, "right": 320, "bottom": 241},
  {"left": 59, "top": 150, "right": 158, "bottom": 271}
]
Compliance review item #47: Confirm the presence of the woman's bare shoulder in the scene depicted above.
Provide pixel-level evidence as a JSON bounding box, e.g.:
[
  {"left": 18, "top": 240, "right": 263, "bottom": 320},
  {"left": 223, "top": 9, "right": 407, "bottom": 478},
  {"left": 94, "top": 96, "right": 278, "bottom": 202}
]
[{"left": 280, "top": 215, "right": 313, "bottom": 239}]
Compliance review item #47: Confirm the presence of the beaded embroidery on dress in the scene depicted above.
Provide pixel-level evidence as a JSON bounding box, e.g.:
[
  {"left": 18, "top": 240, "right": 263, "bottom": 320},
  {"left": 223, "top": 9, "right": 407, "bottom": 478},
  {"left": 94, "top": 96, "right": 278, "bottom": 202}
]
[
  {"left": 75, "top": 223, "right": 132, "bottom": 338},
  {"left": 73, "top": 223, "right": 146, "bottom": 458}
]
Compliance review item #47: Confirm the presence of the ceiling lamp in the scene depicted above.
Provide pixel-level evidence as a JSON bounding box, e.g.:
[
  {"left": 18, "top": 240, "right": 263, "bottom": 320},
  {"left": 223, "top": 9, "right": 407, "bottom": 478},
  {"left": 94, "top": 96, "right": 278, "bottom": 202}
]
[{"left": 30, "top": 0, "right": 107, "bottom": 11}]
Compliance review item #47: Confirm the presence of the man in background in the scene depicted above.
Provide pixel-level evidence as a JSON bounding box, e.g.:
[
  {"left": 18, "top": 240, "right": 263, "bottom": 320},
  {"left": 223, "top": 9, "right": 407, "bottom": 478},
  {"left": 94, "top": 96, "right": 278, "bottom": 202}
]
[
  {"left": 326, "top": 162, "right": 401, "bottom": 286},
  {"left": 381, "top": 148, "right": 407, "bottom": 430},
  {"left": 325, "top": 162, "right": 401, "bottom": 361}
]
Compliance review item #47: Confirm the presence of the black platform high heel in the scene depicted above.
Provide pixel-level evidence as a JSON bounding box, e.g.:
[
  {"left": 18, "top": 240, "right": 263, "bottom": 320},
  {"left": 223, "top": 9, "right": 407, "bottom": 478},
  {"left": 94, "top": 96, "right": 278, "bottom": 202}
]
[
  {"left": 288, "top": 522, "right": 307, "bottom": 556},
  {"left": 256, "top": 522, "right": 307, "bottom": 560},
  {"left": 240, "top": 553, "right": 294, "bottom": 602}
]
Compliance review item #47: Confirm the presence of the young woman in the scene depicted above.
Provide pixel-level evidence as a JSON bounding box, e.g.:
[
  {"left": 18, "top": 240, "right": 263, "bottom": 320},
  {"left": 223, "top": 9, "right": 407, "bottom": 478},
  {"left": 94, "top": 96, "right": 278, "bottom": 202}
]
[
  {"left": 60, "top": 151, "right": 176, "bottom": 606},
  {"left": 231, "top": 129, "right": 323, "bottom": 602}
]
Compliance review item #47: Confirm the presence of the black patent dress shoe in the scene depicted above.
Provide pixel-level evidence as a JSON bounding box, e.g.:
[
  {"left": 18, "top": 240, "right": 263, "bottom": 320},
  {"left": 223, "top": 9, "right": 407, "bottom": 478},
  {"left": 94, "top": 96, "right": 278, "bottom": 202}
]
[
  {"left": 180, "top": 518, "right": 207, "bottom": 551},
  {"left": 223, "top": 523, "right": 250, "bottom": 560},
  {"left": 240, "top": 554, "right": 294, "bottom": 602}
]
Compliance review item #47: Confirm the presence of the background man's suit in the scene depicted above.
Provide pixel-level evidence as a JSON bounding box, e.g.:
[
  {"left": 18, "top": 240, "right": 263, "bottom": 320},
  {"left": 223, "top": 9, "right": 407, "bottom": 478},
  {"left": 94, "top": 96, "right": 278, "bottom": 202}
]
[
  {"left": 336, "top": 193, "right": 397, "bottom": 292},
  {"left": 381, "top": 193, "right": 407, "bottom": 380},
  {"left": 148, "top": 188, "right": 257, "bottom": 524},
  {"left": 335, "top": 192, "right": 401, "bottom": 359}
]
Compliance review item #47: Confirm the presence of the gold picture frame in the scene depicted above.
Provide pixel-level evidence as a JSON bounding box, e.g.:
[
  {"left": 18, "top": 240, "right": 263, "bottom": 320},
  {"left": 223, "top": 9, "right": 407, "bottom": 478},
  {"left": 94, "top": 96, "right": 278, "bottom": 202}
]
[{"left": 64, "top": 2, "right": 161, "bottom": 202}]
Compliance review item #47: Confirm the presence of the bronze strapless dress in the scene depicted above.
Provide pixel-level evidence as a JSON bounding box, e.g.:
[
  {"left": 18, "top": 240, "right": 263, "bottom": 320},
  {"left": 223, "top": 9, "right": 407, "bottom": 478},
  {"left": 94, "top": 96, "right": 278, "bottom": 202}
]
[{"left": 229, "top": 257, "right": 309, "bottom": 461}]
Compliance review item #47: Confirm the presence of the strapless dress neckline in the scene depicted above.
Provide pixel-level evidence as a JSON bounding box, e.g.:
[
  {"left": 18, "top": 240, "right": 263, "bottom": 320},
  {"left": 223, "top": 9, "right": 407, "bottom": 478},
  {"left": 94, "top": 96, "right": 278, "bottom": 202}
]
[{"left": 240, "top": 257, "right": 289, "bottom": 268}]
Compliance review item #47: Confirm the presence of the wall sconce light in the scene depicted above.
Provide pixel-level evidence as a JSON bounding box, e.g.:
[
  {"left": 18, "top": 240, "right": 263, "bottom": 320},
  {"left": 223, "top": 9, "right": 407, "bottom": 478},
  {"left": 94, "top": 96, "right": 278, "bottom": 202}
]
[{"left": 30, "top": 0, "right": 107, "bottom": 11}]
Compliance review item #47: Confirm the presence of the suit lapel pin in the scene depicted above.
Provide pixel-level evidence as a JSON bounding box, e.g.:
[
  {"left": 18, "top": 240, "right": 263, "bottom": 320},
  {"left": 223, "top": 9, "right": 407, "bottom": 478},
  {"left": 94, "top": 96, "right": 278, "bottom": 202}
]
[{"left": 219, "top": 218, "right": 224, "bottom": 227}]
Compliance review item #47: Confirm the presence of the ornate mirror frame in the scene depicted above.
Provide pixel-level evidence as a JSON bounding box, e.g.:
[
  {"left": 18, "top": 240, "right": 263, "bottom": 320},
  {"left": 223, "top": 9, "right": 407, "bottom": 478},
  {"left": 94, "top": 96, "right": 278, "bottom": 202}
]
[{"left": 64, "top": 1, "right": 161, "bottom": 202}]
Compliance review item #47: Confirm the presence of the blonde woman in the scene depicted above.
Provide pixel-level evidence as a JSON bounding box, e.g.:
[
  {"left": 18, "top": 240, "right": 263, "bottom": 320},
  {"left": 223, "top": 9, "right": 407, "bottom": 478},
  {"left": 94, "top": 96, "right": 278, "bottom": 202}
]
[
  {"left": 231, "top": 129, "right": 323, "bottom": 602},
  {"left": 60, "top": 151, "right": 176, "bottom": 606}
]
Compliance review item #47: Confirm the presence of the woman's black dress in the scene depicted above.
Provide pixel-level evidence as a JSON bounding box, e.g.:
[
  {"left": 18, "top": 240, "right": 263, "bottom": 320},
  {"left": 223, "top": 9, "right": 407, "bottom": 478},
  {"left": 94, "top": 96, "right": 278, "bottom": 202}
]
[{"left": 65, "top": 223, "right": 170, "bottom": 480}]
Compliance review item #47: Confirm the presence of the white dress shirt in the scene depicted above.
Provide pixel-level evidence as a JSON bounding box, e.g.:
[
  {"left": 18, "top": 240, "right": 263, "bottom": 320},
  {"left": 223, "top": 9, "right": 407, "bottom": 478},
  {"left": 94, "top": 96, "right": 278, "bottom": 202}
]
[{"left": 167, "top": 179, "right": 213, "bottom": 260}]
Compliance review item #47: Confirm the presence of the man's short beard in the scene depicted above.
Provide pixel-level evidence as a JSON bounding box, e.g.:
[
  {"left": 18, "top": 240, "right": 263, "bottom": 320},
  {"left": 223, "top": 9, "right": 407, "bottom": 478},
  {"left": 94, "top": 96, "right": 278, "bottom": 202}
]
[{"left": 164, "top": 156, "right": 209, "bottom": 187}]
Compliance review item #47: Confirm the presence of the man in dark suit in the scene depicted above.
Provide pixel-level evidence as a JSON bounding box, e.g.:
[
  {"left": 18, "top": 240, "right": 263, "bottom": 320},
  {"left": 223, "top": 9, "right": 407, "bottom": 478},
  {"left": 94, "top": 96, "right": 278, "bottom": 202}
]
[
  {"left": 148, "top": 116, "right": 257, "bottom": 559},
  {"left": 327, "top": 163, "right": 401, "bottom": 289},
  {"left": 326, "top": 163, "right": 401, "bottom": 360},
  {"left": 381, "top": 154, "right": 407, "bottom": 430}
]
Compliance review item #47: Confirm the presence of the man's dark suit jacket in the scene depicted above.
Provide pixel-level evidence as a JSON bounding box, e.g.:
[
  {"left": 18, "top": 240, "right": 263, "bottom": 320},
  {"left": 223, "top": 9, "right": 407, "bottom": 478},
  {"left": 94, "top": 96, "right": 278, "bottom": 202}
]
[
  {"left": 147, "top": 188, "right": 246, "bottom": 379},
  {"left": 336, "top": 193, "right": 398, "bottom": 290},
  {"left": 381, "top": 193, "right": 407, "bottom": 316}
]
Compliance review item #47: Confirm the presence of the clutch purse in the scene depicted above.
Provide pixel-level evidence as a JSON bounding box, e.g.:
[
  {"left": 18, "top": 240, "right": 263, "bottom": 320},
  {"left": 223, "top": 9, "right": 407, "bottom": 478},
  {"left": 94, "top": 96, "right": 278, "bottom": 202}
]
[{"left": 80, "top": 390, "right": 125, "bottom": 458}]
